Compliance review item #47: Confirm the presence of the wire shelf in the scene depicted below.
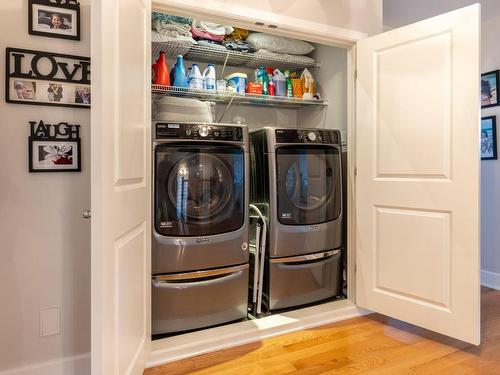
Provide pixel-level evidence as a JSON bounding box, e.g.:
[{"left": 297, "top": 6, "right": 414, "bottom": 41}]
[
  {"left": 152, "top": 42, "right": 319, "bottom": 70},
  {"left": 151, "top": 85, "right": 327, "bottom": 108}
]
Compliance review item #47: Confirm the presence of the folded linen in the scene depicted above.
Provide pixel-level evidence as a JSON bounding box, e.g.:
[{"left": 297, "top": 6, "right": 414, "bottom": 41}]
[
  {"left": 222, "top": 40, "right": 255, "bottom": 53},
  {"left": 192, "top": 19, "right": 234, "bottom": 36},
  {"left": 152, "top": 12, "right": 192, "bottom": 25},
  {"left": 153, "top": 19, "right": 192, "bottom": 38},
  {"left": 151, "top": 30, "right": 197, "bottom": 45},
  {"left": 191, "top": 24, "right": 225, "bottom": 41},
  {"left": 254, "top": 49, "right": 316, "bottom": 65},
  {"left": 197, "top": 39, "right": 227, "bottom": 50}
]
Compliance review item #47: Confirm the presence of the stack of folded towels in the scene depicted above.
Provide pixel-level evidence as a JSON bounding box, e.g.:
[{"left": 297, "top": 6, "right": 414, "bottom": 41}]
[{"left": 151, "top": 13, "right": 196, "bottom": 45}]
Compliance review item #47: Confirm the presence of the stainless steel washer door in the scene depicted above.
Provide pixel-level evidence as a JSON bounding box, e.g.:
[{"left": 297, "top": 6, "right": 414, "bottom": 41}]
[{"left": 155, "top": 143, "right": 245, "bottom": 236}]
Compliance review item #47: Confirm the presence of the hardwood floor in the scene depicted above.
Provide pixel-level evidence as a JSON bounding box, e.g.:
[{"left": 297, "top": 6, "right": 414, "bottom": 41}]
[{"left": 144, "top": 288, "right": 500, "bottom": 374}]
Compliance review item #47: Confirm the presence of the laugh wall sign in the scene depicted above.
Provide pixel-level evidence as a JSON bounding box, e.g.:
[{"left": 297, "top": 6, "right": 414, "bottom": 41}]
[
  {"left": 6, "top": 47, "right": 90, "bottom": 108},
  {"left": 29, "top": 120, "right": 81, "bottom": 172}
]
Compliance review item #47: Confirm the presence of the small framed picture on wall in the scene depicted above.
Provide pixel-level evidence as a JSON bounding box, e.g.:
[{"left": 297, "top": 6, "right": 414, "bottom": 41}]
[
  {"left": 29, "top": 138, "right": 81, "bottom": 172},
  {"left": 481, "top": 70, "right": 500, "bottom": 108},
  {"left": 481, "top": 116, "right": 497, "bottom": 160},
  {"left": 28, "top": 0, "right": 80, "bottom": 41}
]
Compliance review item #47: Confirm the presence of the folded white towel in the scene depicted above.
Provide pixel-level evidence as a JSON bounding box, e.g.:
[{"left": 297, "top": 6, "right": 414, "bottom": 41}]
[{"left": 192, "top": 19, "right": 234, "bottom": 36}]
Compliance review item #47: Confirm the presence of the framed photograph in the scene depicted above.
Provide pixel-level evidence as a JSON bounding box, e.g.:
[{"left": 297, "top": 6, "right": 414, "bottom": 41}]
[
  {"left": 481, "top": 70, "right": 500, "bottom": 108},
  {"left": 28, "top": 0, "right": 80, "bottom": 41},
  {"left": 6, "top": 48, "right": 90, "bottom": 108},
  {"left": 481, "top": 116, "right": 497, "bottom": 160},
  {"left": 29, "top": 137, "right": 81, "bottom": 172}
]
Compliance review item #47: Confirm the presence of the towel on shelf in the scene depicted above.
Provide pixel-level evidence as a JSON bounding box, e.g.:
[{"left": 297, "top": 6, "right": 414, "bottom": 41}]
[
  {"left": 192, "top": 19, "right": 234, "bottom": 36},
  {"left": 153, "top": 19, "right": 192, "bottom": 38},
  {"left": 190, "top": 24, "right": 225, "bottom": 41},
  {"left": 222, "top": 40, "right": 255, "bottom": 53},
  {"left": 225, "top": 27, "right": 250, "bottom": 41},
  {"left": 151, "top": 30, "right": 196, "bottom": 45},
  {"left": 152, "top": 12, "right": 192, "bottom": 25},
  {"left": 197, "top": 39, "right": 227, "bottom": 50}
]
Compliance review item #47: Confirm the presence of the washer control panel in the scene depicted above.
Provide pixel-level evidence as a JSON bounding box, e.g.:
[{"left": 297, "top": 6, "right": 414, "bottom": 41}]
[
  {"left": 275, "top": 129, "right": 340, "bottom": 145},
  {"left": 156, "top": 123, "right": 243, "bottom": 142}
]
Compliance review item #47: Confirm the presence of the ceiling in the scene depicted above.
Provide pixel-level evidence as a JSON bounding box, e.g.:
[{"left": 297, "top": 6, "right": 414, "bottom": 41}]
[{"left": 384, "top": 0, "right": 500, "bottom": 27}]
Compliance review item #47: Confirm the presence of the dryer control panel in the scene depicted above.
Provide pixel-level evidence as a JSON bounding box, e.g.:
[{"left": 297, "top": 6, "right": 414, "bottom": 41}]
[
  {"left": 275, "top": 129, "right": 340, "bottom": 145},
  {"left": 156, "top": 123, "right": 243, "bottom": 142}
]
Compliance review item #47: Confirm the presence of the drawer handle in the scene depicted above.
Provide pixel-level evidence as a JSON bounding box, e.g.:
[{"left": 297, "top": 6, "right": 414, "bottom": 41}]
[{"left": 270, "top": 249, "right": 340, "bottom": 264}]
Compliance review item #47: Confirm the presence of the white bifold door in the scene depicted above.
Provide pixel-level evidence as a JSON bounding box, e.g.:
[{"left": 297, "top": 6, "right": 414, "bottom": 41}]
[
  {"left": 356, "top": 5, "right": 481, "bottom": 344},
  {"left": 91, "top": 0, "right": 151, "bottom": 374}
]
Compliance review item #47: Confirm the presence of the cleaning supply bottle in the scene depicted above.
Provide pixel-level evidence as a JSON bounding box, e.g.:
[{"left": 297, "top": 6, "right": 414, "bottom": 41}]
[
  {"left": 266, "top": 67, "right": 275, "bottom": 96},
  {"left": 173, "top": 55, "right": 188, "bottom": 88},
  {"left": 284, "top": 70, "right": 293, "bottom": 98},
  {"left": 188, "top": 64, "right": 203, "bottom": 90},
  {"left": 152, "top": 51, "right": 170, "bottom": 86},
  {"left": 273, "top": 69, "right": 286, "bottom": 97},
  {"left": 257, "top": 66, "right": 269, "bottom": 95},
  {"left": 202, "top": 64, "right": 216, "bottom": 91}
]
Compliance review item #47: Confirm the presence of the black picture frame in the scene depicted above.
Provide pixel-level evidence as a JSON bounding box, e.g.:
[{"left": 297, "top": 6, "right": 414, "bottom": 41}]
[
  {"left": 29, "top": 136, "right": 81, "bottom": 172},
  {"left": 28, "top": 0, "right": 80, "bottom": 41},
  {"left": 481, "top": 70, "right": 500, "bottom": 109},
  {"left": 6, "top": 47, "right": 90, "bottom": 109},
  {"left": 481, "top": 115, "right": 497, "bottom": 160}
]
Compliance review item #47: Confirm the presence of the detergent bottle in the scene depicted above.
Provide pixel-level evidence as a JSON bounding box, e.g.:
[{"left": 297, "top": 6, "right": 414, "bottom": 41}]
[
  {"left": 173, "top": 55, "right": 188, "bottom": 88},
  {"left": 202, "top": 64, "right": 216, "bottom": 91},
  {"left": 188, "top": 64, "right": 203, "bottom": 90},
  {"left": 152, "top": 51, "right": 170, "bottom": 86}
]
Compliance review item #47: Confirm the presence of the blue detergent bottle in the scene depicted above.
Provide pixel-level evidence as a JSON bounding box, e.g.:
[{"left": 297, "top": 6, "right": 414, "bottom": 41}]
[{"left": 173, "top": 55, "right": 188, "bottom": 88}]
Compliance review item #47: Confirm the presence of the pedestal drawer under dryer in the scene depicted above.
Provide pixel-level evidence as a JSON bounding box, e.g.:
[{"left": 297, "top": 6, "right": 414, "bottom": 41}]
[{"left": 266, "top": 249, "right": 342, "bottom": 310}]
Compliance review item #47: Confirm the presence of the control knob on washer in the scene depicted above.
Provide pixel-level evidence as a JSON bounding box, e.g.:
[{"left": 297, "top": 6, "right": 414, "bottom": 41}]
[
  {"left": 307, "top": 131, "right": 317, "bottom": 142},
  {"left": 198, "top": 126, "right": 209, "bottom": 137}
]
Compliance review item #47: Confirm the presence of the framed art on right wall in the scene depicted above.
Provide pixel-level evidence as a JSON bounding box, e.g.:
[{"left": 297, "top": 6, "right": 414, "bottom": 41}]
[
  {"left": 481, "top": 115, "right": 497, "bottom": 160},
  {"left": 481, "top": 70, "right": 500, "bottom": 108}
]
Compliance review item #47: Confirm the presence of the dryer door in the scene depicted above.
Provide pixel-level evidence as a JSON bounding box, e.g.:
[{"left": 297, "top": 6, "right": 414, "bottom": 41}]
[
  {"left": 276, "top": 146, "right": 341, "bottom": 225},
  {"left": 155, "top": 143, "right": 245, "bottom": 237}
]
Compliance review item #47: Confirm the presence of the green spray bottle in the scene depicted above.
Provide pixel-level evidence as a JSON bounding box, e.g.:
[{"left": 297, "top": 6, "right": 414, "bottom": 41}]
[{"left": 284, "top": 70, "right": 293, "bottom": 98}]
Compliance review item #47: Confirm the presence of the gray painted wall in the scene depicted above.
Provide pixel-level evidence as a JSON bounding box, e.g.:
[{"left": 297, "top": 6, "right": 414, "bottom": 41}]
[{"left": 0, "top": 1, "right": 90, "bottom": 373}]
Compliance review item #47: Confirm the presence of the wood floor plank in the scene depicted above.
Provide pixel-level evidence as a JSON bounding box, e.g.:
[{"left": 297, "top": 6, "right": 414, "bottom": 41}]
[{"left": 144, "top": 288, "right": 500, "bottom": 375}]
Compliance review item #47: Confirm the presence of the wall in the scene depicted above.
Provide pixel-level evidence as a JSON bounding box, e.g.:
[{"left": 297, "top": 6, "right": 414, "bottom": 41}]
[
  {"left": 0, "top": 1, "right": 90, "bottom": 374},
  {"left": 481, "top": 14, "right": 500, "bottom": 289}
]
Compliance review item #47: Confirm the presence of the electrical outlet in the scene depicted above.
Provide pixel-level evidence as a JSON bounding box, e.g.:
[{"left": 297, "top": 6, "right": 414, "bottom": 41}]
[{"left": 40, "top": 306, "right": 60, "bottom": 337}]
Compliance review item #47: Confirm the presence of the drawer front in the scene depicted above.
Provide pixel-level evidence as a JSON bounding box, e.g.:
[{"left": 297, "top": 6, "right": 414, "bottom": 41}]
[
  {"left": 152, "top": 264, "right": 249, "bottom": 334},
  {"left": 268, "top": 250, "right": 341, "bottom": 310}
]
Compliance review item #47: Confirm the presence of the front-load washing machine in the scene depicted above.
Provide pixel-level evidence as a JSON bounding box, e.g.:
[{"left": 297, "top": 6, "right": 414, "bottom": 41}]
[
  {"left": 250, "top": 127, "right": 343, "bottom": 310},
  {"left": 152, "top": 122, "right": 249, "bottom": 335}
]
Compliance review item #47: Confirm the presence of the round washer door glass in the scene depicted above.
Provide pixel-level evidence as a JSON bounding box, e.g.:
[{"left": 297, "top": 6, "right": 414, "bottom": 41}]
[
  {"left": 168, "top": 154, "right": 233, "bottom": 220},
  {"left": 285, "top": 154, "right": 332, "bottom": 211},
  {"left": 276, "top": 146, "right": 341, "bottom": 225},
  {"left": 155, "top": 144, "right": 245, "bottom": 236}
]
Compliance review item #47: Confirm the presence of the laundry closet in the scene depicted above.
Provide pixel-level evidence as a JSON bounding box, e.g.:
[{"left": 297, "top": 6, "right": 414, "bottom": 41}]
[
  {"left": 90, "top": 2, "right": 481, "bottom": 374},
  {"left": 150, "top": 8, "right": 349, "bottom": 338}
]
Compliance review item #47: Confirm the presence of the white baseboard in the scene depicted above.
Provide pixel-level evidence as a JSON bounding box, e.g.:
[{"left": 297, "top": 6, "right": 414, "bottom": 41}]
[
  {"left": 147, "top": 299, "right": 370, "bottom": 368},
  {"left": 0, "top": 353, "right": 90, "bottom": 375},
  {"left": 482, "top": 269, "right": 500, "bottom": 291}
]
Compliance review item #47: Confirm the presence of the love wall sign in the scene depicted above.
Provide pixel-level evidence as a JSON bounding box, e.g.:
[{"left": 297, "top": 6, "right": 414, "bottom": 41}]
[{"left": 6, "top": 47, "right": 90, "bottom": 108}]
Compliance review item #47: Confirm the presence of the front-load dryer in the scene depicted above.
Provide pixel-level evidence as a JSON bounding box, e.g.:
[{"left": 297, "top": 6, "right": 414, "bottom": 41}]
[
  {"left": 250, "top": 127, "right": 343, "bottom": 310},
  {"left": 152, "top": 122, "right": 249, "bottom": 335}
]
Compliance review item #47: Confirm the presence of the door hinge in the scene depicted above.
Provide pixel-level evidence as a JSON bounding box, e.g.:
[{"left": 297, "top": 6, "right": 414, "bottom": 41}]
[
  {"left": 354, "top": 167, "right": 357, "bottom": 177},
  {"left": 354, "top": 70, "right": 358, "bottom": 79}
]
